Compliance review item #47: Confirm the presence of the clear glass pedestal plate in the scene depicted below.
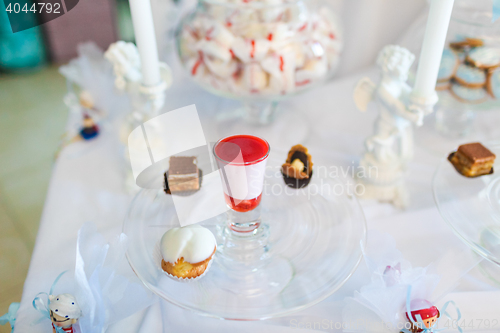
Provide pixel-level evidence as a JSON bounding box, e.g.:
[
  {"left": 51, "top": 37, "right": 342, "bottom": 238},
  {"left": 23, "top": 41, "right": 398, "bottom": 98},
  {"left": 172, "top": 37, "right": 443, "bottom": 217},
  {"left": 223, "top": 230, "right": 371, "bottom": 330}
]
[
  {"left": 433, "top": 141, "right": 500, "bottom": 285},
  {"left": 124, "top": 154, "right": 366, "bottom": 320}
]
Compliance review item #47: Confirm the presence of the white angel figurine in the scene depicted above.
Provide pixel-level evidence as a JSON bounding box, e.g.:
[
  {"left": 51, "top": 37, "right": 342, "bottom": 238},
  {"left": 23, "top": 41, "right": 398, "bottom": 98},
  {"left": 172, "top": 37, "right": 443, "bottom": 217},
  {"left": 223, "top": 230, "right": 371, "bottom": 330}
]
[
  {"left": 354, "top": 45, "right": 427, "bottom": 165},
  {"left": 353, "top": 45, "right": 435, "bottom": 207}
]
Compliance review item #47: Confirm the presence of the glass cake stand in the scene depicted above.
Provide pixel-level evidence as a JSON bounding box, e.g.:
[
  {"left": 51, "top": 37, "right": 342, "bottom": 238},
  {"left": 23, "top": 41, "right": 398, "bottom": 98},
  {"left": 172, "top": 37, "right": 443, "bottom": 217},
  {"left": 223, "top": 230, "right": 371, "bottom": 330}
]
[
  {"left": 433, "top": 141, "right": 500, "bottom": 274},
  {"left": 124, "top": 153, "right": 366, "bottom": 320}
]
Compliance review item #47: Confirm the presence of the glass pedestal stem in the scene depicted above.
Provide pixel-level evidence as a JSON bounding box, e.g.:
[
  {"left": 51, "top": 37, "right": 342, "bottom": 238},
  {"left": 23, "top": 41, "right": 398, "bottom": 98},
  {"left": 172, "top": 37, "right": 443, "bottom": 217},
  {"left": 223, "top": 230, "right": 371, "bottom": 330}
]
[
  {"left": 217, "top": 206, "right": 269, "bottom": 272},
  {"left": 242, "top": 100, "right": 279, "bottom": 125},
  {"left": 435, "top": 105, "right": 475, "bottom": 138}
]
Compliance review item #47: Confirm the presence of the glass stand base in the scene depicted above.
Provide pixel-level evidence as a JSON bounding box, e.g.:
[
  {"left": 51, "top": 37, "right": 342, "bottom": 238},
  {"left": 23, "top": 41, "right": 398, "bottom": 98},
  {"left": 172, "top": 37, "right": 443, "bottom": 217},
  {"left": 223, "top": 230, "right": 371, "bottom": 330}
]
[
  {"left": 213, "top": 257, "right": 293, "bottom": 297},
  {"left": 214, "top": 222, "right": 293, "bottom": 296},
  {"left": 434, "top": 142, "right": 500, "bottom": 271}
]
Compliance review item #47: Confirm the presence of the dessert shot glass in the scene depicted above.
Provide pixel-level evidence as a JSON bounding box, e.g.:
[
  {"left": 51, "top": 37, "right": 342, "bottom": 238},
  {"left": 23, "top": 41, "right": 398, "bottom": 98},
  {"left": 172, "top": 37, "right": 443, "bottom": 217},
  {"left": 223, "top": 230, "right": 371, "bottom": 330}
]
[{"left": 213, "top": 134, "right": 270, "bottom": 234}]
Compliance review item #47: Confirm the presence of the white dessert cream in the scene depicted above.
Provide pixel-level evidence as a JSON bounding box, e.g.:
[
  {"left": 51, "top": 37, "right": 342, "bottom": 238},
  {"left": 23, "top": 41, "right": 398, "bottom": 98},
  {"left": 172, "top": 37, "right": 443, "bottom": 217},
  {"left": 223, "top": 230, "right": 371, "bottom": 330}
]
[{"left": 160, "top": 225, "right": 216, "bottom": 265}]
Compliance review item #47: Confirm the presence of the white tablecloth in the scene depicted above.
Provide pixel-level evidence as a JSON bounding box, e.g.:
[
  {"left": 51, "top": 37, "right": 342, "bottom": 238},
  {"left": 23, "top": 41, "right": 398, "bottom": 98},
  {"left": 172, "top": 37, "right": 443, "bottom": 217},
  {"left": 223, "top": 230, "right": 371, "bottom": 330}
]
[{"left": 13, "top": 2, "right": 500, "bottom": 331}]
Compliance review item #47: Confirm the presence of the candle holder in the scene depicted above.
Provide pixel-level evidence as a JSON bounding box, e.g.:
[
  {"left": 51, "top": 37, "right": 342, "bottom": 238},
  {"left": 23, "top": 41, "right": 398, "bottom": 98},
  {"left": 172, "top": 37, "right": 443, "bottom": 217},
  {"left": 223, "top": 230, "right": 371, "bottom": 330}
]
[
  {"left": 105, "top": 41, "right": 173, "bottom": 192},
  {"left": 353, "top": 0, "right": 454, "bottom": 207},
  {"left": 105, "top": 41, "right": 173, "bottom": 121}
]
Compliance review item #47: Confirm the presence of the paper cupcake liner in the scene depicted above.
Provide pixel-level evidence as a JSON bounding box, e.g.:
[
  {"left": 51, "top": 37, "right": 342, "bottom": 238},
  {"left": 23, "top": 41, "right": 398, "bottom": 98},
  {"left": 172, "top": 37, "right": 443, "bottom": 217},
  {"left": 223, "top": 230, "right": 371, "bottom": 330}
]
[{"left": 153, "top": 241, "right": 214, "bottom": 283}]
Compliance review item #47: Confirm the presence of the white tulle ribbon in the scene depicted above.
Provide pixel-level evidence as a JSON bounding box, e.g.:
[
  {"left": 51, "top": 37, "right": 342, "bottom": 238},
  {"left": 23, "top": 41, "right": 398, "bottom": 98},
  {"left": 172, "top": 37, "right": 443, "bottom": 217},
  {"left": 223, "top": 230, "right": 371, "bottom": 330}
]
[{"left": 74, "top": 223, "right": 155, "bottom": 333}]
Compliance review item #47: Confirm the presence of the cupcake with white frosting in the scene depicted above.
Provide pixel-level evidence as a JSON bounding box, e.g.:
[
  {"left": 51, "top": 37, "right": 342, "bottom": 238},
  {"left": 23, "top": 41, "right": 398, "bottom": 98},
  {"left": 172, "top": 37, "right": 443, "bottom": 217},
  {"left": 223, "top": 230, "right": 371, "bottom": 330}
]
[{"left": 160, "top": 225, "right": 217, "bottom": 280}]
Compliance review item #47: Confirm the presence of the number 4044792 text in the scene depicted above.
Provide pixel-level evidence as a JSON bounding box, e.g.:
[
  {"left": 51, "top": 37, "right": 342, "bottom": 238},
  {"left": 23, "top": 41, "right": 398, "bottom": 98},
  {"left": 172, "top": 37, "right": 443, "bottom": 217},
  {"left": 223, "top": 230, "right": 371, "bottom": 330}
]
[{"left": 5, "top": 2, "right": 61, "bottom": 14}]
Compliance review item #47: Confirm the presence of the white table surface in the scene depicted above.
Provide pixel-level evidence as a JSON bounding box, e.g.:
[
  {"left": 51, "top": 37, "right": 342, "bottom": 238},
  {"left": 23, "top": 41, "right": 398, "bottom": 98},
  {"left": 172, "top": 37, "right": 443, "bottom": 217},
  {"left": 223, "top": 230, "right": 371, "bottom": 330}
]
[{"left": 13, "top": 4, "right": 500, "bottom": 331}]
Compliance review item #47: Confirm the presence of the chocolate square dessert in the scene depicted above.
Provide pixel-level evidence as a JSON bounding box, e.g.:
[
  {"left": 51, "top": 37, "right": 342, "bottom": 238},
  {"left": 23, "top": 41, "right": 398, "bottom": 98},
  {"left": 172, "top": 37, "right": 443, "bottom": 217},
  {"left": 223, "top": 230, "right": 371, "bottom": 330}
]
[
  {"left": 449, "top": 142, "right": 495, "bottom": 177},
  {"left": 167, "top": 156, "right": 200, "bottom": 192}
]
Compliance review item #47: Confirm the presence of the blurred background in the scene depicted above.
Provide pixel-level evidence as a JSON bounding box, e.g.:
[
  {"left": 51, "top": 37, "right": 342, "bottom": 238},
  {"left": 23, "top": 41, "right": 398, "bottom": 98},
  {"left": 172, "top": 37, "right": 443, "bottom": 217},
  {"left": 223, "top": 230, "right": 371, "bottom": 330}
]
[{"left": 0, "top": 0, "right": 426, "bottom": 329}]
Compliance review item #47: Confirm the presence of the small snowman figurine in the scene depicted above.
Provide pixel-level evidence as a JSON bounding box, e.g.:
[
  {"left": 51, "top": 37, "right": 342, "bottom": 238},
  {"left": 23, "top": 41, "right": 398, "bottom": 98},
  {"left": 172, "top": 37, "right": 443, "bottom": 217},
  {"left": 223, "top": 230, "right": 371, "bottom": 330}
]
[
  {"left": 49, "top": 294, "right": 81, "bottom": 333},
  {"left": 402, "top": 299, "right": 440, "bottom": 333}
]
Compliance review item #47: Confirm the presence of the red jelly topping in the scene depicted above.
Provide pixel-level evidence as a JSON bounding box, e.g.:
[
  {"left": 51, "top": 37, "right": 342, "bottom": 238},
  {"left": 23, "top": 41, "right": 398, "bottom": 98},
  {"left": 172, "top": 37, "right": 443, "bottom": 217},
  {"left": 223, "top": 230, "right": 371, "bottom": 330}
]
[{"left": 215, "top": 135, "right": 269, "bottom": 164}]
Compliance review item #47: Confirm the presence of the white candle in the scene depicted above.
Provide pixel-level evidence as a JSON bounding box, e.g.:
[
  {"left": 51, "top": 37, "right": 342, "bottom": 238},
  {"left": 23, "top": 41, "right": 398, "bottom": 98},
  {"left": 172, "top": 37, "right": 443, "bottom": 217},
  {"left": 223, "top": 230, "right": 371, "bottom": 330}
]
[
  {"left": 129, "top": 0, "right": 161, "bottom": 87},
  {"left": 412, "top": 0, "right": 455, "bottom": 101}
]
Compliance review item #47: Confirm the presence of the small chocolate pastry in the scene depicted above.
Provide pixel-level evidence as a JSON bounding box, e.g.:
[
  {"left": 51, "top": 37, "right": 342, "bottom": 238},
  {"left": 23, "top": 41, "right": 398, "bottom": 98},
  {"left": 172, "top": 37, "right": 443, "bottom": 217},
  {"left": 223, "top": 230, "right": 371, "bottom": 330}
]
[
  {"left": 282, "top": 144, "right": 313, "bottom": 188},
  {"left": 448, "top": 142, "right": 495, "bottom": 178},
  {"left": 164, "top": 156, "right": 202, "bottom": 195}
]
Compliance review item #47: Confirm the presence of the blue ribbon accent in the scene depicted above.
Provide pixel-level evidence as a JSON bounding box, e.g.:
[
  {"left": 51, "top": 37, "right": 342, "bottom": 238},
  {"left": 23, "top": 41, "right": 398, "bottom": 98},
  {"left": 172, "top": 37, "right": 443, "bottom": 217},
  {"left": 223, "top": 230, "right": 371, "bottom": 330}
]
[
  {"left": 0, "top": 302, "right": 20, "bottom": 332},
  {"left": 493, "top": 0, "right": 500, "bottom": 22},
  {"left": 32, "top": 271, "right": 68, "bottom": 333},
  {"left": 400, "top": 286, "right": 462, "bottom": 333},
  {"left": 440, "top": 300, "right": 463, "bottom": 333}
]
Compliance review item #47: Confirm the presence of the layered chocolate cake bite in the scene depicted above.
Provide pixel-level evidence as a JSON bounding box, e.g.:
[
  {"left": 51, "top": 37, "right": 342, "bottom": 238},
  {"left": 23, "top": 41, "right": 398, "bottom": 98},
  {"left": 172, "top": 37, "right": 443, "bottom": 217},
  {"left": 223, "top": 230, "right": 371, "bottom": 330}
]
[
  {"left": 282, "top": 144, "right": 313, "bottom": 188},
  {"left": 449, "top": 142, "right": 495, "bottom": 177},
  {"left": 164, "top": 156, "right": 202, "bottom": 195}
]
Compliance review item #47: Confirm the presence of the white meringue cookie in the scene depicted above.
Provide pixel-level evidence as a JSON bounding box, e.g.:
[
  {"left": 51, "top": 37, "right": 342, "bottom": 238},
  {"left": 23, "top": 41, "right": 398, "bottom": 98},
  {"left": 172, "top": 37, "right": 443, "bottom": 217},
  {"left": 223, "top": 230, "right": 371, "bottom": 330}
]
[
  {"left": 208, "top": 22, "right": 235, "bottom": 47},
  {"left": 295, "top": 58, "right": 328, "bottom": 84},
  {"left": 186, "top": 54, "right": 207, "bottom": 79},
  {"left": 243, "top": 63, "right": 269, "bottom": 91},
  {"left": 261, "top": 52, "right": 296, "bottom": 94},
  {"left": 259, "top": 0, "right": 285, "bottom": 22},
  {"left": 267, "top": 23, "right": 291, "bottom": 50},
  {"left": 179, "top": 29, "right": 200, "bottom": 59},
  {"left": 205, "top": 57, "right": 238, "bottom": 78},
  {"left": 232, "top": 37, "right": 271, "bottom": 63},
  {"left": 197, "top": 39, "right": 232, "bottom": 62},
  {"left": 280, "top": 42, "right": 306, "bottom": 68}
]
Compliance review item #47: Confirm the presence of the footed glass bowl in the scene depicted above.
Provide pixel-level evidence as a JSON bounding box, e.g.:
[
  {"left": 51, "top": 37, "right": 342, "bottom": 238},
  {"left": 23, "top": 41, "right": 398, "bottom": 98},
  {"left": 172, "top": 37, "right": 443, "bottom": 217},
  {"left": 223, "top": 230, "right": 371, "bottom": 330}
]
[
  {"left": 176, "top": 0, "right": 342, "bottom": 125},
  {"left": 403, "top": 0, "right": 500, "bottom": 139},
  {"left": 124, "top": 154, "right": 365, "bottom": 320}
]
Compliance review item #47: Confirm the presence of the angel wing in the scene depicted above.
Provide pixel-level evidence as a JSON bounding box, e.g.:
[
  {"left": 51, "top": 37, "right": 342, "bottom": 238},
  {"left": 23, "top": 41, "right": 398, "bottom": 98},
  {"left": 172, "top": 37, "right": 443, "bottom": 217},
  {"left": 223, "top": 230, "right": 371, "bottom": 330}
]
[
  {"left": 353, "top": 77, "right": 376, "bottom": 112},
  {"left": 104, "top": 41, "right": 142, "bottom": 89}
]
